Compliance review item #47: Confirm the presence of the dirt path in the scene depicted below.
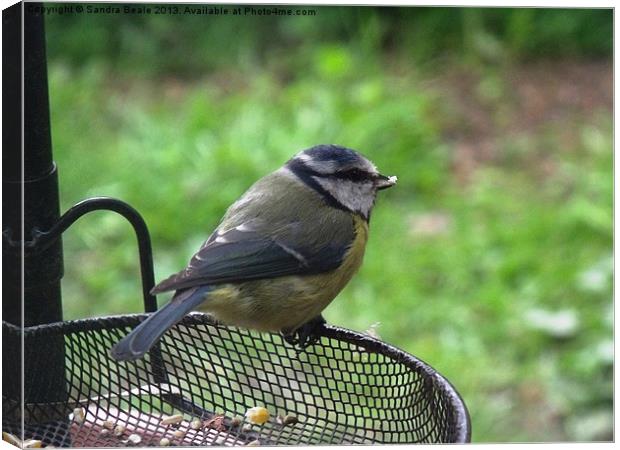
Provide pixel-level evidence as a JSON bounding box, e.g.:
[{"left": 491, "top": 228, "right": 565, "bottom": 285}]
[{"left": 431, "top": 60, "right": 612, "bottom": 183}]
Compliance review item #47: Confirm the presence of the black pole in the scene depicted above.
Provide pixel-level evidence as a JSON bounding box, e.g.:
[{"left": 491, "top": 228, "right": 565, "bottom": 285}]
[
  {"left": 2, "top": 1, "right": 24, "bottom": 430},
  {"left": 23, "top": 2, "right": 64, "bottom": 327},
  {"left": 3, "top": 2, "right": 67, "bottom": 408},
  {"left": 3, "top": 5, "right": 23, "bottom": 324}
]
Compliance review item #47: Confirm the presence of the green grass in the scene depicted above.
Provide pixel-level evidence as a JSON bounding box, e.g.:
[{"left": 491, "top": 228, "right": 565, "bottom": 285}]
[
  {"left": 49, "top": 60, "right": 612, "bottom": 442},
  {"left": 45, "top": 7, "right": 612, "bottom": 442}
]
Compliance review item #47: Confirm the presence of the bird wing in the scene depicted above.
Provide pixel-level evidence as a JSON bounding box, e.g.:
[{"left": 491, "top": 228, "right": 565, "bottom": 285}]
[{"left": 151, "top": 216, "right": 355, "bottom": 294}]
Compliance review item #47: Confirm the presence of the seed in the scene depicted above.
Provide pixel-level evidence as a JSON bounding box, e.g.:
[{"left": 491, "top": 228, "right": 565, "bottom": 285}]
[
  {"left": 127, "top": 434, "right": 142, "bottom": 445},
  {"left": 246, "top": 439, "right": 261, "bottom": 446},
  {"left": 70, "top": 407, "right": 85, "bottom": 424},
  {"left": 113, "top": 424, "right": 125, "bottom": 437},
  {"left": 244, "top": 407, "right": 270, "bottom": 425},
  {"left": 3, "top": 432, "right": 21, "bottom": 446},
  {"left": 242, "top": 424, "right": 253, "bottom": 432},
  {"left": 159, "top": 438, "right": 171, "bottom": 446},
  {"left": 99, "top": 429, "right": 111, "bottom": 437},
  {"left": 172, "top": 430, "right": 186, "bottom": 439},
  {"left": 23, "top": 440, "right": 43, "bottom": 448},
  {"left": 283, "top": 415, "right": 298, "bottom": 426},
  {"left": 190, "top": 419, "right": 202, "bottom": 430},
  {"left": 205, "top": 415, "right": 225, "bottom": 431},
  {"left": 160, "top": 414, "right": 184, "bottom": 425},
  {"left": 102, "top": 420, "right": 114, "bottom": 430}
]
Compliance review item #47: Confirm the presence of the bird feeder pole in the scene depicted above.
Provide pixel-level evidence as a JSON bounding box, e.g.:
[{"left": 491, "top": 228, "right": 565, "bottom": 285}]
[{"left": 3, "top": 2, "right": 67, "bottom": 407}]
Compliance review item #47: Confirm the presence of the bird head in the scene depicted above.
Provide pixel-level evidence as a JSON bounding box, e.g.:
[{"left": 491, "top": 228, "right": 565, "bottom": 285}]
[{"left": 286, "top": 144, "right": 397, "bottom": 220}]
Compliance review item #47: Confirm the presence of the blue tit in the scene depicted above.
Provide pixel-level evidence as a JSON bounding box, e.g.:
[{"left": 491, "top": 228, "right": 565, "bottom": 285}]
[{"left": 111, "top": 144, "right": 396, "bottom": 361}]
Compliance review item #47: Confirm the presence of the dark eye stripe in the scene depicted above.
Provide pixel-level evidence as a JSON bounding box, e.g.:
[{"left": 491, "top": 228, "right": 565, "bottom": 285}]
[{"left": 334, "top": 168, "right": 371, "bottom": 182}]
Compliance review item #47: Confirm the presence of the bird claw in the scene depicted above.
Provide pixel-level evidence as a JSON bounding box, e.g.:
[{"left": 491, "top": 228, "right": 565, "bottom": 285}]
[{"left": 281, "top": 315, "right": 326, "bottom": 350}]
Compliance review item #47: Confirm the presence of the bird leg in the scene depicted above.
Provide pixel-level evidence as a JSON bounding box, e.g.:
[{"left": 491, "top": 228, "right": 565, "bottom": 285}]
[{"left": 281, "top": 315, "right": 326, "bottom": 349}]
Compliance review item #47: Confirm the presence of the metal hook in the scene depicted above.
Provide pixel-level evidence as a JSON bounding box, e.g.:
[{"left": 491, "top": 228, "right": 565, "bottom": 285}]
[{"left": 14, "top": 196, "right": 158, "bottom": 314}]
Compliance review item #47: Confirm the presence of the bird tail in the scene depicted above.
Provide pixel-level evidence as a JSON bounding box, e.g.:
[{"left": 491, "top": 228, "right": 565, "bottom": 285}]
[{"left": 110, "top": 286, "right": 212, "bottom": 361}]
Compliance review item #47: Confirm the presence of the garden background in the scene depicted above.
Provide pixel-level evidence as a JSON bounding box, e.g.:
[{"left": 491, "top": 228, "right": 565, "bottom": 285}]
[{"left": 45, "top": 4, "right": 613, "bottom": 442}]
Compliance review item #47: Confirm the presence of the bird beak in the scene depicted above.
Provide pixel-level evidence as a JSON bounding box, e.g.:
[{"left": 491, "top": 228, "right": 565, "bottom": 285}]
[{"left": 375, "top": 174, "right": 397, "bottom": 190}]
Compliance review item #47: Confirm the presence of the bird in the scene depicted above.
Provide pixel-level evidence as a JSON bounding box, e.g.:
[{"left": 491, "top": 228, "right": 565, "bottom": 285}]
[{"left": 111, "top": 144, "right": 396, "bottom": 361}]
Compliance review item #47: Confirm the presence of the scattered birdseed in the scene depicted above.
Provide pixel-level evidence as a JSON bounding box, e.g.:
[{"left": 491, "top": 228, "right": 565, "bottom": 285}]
[
  {"left": 246, "top": 439, "right": 261, "bottom": 446},
  {"left": 242, "top": 424, "right": 253, "bottom": 433},
  {"left": 127, "top": 434, "right": 142, "bottom": 446},
  {"left": 160, "top": 414, "right": 184, "bottom": 425},
  {"left": 159, "top": 438, "right": 171, "bottom": 447},
  {"left": 102, "top": 419, "right": 115, "bottom": 430},
  {"left": 244, "top": 407, "right": 270, "bottom": 425},
  {"left": 190, "top": 419, "right": 203, "bottom": 430},
  {"left": 205, "top": 415, "right": 225, "bottom": 431},
  {"left": 23, "top": 439, "right": 43, "bottom": 448},
  {"left": 113, "top": 424, "right": 126, "bottom": 437},
  {"left": 70, "top": 407, "right": 85, "bottom": 424},
  {"left": 283, "top": 415, "right": 298, "bottom": 426},
  {"left": 3, "top": 432, "right": 21, "bottom": 446},
  {"left": 99, "top": 429, "right": 111, "bottom": 437},
  {"left": 172, "top": 430, "right": 186, "bottom": 439}
]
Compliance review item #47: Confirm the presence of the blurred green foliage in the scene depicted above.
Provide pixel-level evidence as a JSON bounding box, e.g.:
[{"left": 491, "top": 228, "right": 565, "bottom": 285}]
[
  {"left": 46, "top": 6, "right": 613, "bottom": 75},
  {"left": 45, "top": 4, "right": 612, "bottom": 443}
]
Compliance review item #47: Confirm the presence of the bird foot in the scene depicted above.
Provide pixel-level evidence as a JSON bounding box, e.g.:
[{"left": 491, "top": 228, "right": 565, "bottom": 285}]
[{"left": 281, "top": 315, "right": 326, "bottom": 350}]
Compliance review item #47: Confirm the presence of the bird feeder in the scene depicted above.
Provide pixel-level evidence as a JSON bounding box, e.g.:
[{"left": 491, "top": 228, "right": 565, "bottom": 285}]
[{"left": 2, "top": 4, "right": 471, "bottom": 446}]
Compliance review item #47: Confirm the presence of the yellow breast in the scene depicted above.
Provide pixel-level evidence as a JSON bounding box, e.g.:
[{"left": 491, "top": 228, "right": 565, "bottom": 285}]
[{"left": 323, "top": 214, "right": 368, "bottom": 297}]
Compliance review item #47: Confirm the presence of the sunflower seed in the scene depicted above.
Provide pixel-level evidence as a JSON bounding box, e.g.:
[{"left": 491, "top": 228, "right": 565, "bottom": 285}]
[{"left": 160, "top": 414, "right": 184, "bottom": 425}]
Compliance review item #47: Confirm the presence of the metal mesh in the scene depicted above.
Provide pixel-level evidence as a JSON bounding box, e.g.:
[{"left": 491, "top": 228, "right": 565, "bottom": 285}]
[{"left": 3, "top": 314, "right": 470, "bottom": 446}]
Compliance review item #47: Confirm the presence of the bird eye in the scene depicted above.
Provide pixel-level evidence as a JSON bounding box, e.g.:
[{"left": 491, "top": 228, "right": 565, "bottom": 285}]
[{"left": 337, "top": 168, "right": 368, "bottom": 181}]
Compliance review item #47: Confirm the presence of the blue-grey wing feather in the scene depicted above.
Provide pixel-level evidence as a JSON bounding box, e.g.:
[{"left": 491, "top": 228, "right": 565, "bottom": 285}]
[{"left": 152, "top": 219, "right": 354, "bottom": 294}]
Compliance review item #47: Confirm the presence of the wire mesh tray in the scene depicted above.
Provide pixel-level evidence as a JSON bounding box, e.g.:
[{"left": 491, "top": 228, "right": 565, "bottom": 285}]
[{"left": 2, "top": 314, "right": 470, "bottom": 446}]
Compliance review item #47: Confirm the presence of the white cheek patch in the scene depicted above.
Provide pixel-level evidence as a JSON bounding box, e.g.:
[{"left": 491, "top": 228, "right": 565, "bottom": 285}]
[{"left": 313, "top": 177, "right": 376, "bottom": 218}]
